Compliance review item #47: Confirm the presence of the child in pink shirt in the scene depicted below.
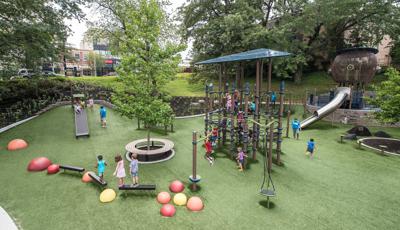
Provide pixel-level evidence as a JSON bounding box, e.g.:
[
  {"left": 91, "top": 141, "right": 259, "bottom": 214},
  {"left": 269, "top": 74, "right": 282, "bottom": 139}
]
[{"left": 113, "top": 154, "right": 126, "bottom": 187}]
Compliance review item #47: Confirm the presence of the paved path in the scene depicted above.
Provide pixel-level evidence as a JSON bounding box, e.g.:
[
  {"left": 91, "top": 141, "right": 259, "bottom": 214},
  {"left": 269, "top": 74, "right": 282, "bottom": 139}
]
[{"left": 0, "top": 207, "right": 18, "bottom": 230}]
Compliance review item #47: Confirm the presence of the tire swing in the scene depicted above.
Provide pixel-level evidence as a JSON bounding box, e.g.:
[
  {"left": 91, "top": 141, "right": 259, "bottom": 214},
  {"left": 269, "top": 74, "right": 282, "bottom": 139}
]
[{"left": 259, "top": 122, "right": 276, "bottom": 208}]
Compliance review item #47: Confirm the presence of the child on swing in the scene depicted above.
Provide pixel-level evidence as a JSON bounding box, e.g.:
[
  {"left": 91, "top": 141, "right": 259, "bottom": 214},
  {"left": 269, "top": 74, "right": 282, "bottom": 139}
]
[
  {"left": 204, "top": 137, "right": 214, "bottom": 166},
  {"left": 236, "top": 147, "right": 248, "bottom": 172}
]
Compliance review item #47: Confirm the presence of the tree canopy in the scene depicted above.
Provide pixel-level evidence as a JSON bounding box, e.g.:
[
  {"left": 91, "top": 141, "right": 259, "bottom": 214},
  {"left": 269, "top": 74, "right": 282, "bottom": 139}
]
[
  {"left": 0, "top": 0, "right": 87, "bottom": 75},
  {"left": 180, "top": 0, "right": 400, "bottom": 82},
  {"left": 109, "top": 0, "right": 184, "bottom": 144},
  {"left": 368, "top": 68, "right": 400, "bottom": 124}
]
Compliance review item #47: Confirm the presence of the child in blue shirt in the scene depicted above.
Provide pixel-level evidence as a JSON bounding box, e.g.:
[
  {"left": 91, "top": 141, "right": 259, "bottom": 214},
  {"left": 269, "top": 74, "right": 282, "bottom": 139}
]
[
  {"left": 306, "top": 139, "right": 316, "bottom": 159},
  {"left": 130, "top": 153, "right": 139, "bottom": 186},
  {"left": 99, "top": 106, "right": 107, "bottom": 128},
  {"left": 95, "top": 155, "right": 107, "bottom": 181},
  {"left": 291, "top": 118, "right": 301, "bottom": 140}
]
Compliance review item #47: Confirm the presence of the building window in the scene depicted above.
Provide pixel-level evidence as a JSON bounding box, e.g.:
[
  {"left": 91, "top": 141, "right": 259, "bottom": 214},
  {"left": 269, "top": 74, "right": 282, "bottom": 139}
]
[{"left": 75, "top": 53, "right": 80, "bottom": 61}]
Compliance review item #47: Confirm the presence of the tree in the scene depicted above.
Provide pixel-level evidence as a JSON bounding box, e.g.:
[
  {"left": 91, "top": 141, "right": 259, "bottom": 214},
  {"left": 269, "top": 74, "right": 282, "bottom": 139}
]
[
  {"left": 390, "top": 39, "right": 400, "bottom": 69},
  {"left": 367, "top": 68, "right": 400, "bottom": 124},
  {"left": 110, "top": 0, "right": 184, "bottom": 150},
  {"left": 180, "top": 0, "right": 400, "bottom": 83},
  {"left": 87, "top": 52, "right": 105, "bottom": 76},
  {"left": 0, "top": 0, "right": 88, "bottom": 76}
]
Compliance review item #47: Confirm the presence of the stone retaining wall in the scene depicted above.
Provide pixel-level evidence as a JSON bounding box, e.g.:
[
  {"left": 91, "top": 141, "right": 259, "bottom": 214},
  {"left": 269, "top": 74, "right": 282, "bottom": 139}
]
[{"left": 305, "top": 104, "right": 399, "bottom": 127}]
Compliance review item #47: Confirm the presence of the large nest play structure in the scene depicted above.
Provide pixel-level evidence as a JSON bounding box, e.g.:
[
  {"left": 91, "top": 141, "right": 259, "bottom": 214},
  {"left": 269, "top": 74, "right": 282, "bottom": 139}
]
[
  {"left": 193, "top": 48, "right": 292, "bottom": 206},
  {"left": 303, "top": 47, "right": 384, "bottom": 128}
]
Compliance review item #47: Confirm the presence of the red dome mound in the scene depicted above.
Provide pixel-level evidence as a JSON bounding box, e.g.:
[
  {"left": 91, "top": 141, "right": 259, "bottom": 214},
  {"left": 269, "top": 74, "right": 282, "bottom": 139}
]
[
  {"left": 169, "top": 180, "right": 185, "bottom": 193},
  {"left": 27, "top": 157, "right": 52, "bottom": 172},
  {"left": 47, "top": 164, "right": 60, "bottom": 174},
  {"left": 160, "top": 204, "right": 175, "bottom": 217},
  {"left": 7, "top": 139, "right": 28, "bottom": 151}
]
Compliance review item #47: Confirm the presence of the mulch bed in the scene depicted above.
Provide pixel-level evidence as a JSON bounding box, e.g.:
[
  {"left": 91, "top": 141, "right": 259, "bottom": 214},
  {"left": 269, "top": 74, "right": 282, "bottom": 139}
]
[{"left": 361, "top": 138, "right": 400, "bottom": 155}]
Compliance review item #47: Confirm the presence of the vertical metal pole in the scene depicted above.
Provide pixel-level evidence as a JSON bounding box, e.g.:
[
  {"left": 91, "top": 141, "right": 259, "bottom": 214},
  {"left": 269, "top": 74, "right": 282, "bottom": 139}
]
[
  {"left": 286, "top": 109, "right": 291, "bottom": 138},
  {"left": 218, "top": 64, "right": 223, "bottom": 146},
  {"left": 260, "top": 60, "right": 264, "bottom": 94},
  {"left": 223, "top": 82, "right": 228, "bottom": 145},
  {"left": 230, "top": 83, "right": 235, "bottom": 159},
  {"left": 241, "top": 63, "right": 245, "bottom": 111},
  {"left": 277, "top": 81, "right": 285, "bottom": 165},
  {"left": 205, "top": 84, "right": 209, "bottom": 137},
  {"left": 192, "top": 131, "right": 197, "bottom": 191},
  {"left": 243, "top": 82, "right": 250, "bottom": 156},
  {"left": 267, "top": 58, "right": 272, "bottom": 116},
  {"left": 252, "top": 60, "right": 260, "bottom": 160},
  {"left": 268, "top": 121, "right": 274, "bottom": 173}
]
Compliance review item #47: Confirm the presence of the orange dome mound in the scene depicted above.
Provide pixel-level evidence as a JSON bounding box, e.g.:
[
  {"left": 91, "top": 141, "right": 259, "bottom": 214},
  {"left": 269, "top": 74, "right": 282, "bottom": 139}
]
[
  {"left": 187, "top": 196, "right": 204, "bottom": 211},
  {"left": 82, "top": 172, "right": 93, "bottom": 183},
  {"left": 27, "top": 157, "right": 52, "bottom": 172},
  {"left": 7, "top": 139, "right": 28, "bottom": 151}
]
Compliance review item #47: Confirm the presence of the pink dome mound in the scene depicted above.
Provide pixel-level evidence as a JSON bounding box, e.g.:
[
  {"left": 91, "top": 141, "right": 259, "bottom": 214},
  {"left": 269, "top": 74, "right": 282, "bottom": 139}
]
[
  {"left": 47, "top": 164, "right": 60, "bottom": 174},
  {"left": 7, "top": 139, "right": 28, "bottom": 151},
  {"left": 27, "top": 157, "right": 52, "bottom": 172},
  {"left": 157, "top": 191, "right": 171, "bottom": 204},
  {"left": 169, "top": 180, "right": 185, "bottom": 193},
  {"left": 160, "top": 204, "right": 176, "bottom": 217},
  {"left": 187, "top": 196, "right": 204, "bottom": 212}
]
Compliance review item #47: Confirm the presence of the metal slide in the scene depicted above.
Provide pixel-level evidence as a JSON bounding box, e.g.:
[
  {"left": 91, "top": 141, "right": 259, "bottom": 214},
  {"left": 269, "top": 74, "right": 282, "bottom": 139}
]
[
  {"left": 75, "top": 108, "right": 90, "bottom": 137},
  {"left": 300, "top": 87, "right": 350, "bottom": 129}
]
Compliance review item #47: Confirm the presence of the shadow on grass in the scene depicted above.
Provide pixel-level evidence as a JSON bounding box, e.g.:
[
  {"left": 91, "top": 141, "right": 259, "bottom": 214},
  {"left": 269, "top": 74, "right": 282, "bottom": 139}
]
[
  {"left": 306, "top": 123, "right": 340, "bottom": 130},
  {"left": 258, "top": 200, "right": 276, "bottom": 209},
  {"left": 58, "top": 171, "right": 83, "bottom": 179},
  {"left": 118, "top": 191, "right": 157, "bottom": 199},
  {"left": 188, "top": 183, "right": 202, "bottom": 192}
]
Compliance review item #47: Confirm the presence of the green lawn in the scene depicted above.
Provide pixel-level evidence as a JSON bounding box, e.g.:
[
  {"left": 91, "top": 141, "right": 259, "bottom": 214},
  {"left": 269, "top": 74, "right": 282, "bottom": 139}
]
[
  {"left": 67, "top": 71, "right": 386, "bottom": 98},
  {"left": 0, "top": 106, "right": 399, "bottom": 230}
]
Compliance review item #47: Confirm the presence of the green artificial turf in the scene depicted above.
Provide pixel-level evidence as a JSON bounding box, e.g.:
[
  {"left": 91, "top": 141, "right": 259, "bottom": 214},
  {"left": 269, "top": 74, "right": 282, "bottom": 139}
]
[{"left": 0, "top": 106, "right": 399, "bottom": 230}]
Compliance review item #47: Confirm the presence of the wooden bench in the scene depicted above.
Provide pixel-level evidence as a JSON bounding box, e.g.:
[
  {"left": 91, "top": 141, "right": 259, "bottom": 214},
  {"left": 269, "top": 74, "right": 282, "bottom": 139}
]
[
  {"left": 118, "top": 184, "right": 156, "bottom": 191},
  {"left": 88, "top": 172, "right": 107, "bottom": 186},
  {"left": 59, "top": 165, "right": 85, "bottom": 173}
]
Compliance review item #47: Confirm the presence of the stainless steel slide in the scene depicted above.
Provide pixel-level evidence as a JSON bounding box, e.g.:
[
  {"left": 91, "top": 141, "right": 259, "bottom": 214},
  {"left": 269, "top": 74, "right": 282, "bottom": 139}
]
[{"left": 300, "top": 87, "right": 350, "bottom": 129}]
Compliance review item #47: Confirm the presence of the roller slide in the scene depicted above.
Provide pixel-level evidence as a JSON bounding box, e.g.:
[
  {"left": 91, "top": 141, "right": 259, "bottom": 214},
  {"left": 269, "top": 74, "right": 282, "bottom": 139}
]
[
  {"left": 300, "top": 87, "right": 350, "bottom": 129},
  {"left": 75, "top": 108, "right": 90, "bottom": 138}
]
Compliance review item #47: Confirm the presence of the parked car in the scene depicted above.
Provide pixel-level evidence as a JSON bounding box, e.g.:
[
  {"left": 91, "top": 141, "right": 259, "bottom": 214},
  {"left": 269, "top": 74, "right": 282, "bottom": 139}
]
[
  {"left": 17, "top": 69, "right": 35, "bottom": 78},
  {"left": 42, "top": 71, "right": 64, "bottom": 77}
]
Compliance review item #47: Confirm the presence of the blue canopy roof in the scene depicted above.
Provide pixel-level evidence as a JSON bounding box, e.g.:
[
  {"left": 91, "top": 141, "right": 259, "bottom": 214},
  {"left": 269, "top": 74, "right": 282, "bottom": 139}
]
[{"left": 195, "top": 48, "right": 291, "bottom": 65}]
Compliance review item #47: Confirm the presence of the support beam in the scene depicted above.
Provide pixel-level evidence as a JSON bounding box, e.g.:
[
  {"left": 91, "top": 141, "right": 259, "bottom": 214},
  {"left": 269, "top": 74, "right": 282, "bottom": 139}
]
[
  {"left": 252, "top": 60, "right": 260, "bottom": 160},
  {"left": 276, "top": 81, "right": 285, "bottom": 165}
]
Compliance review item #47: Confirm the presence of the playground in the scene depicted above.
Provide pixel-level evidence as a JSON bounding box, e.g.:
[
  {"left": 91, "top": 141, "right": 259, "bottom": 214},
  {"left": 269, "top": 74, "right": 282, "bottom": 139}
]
[{"left": 0, "top": 104, "right": 399, "bottom": 230}]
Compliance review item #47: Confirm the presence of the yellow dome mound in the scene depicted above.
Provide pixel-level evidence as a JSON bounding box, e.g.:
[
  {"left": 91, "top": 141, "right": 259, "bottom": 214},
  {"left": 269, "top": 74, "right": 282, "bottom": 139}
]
[
  {"left": 100, "top": 189, "right": 116, "bottom": 203},
  {"left": 173, "top": 193, "right": 187, "bottom": 206}
]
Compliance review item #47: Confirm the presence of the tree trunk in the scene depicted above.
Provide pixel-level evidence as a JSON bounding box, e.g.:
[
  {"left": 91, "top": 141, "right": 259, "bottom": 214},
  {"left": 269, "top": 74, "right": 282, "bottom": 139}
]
[
  {"left": 294, "top": 65, "right": 303, "bottom": 84},
  {"left": 147, "top": 127, "right": 151, "bottom": 152}
]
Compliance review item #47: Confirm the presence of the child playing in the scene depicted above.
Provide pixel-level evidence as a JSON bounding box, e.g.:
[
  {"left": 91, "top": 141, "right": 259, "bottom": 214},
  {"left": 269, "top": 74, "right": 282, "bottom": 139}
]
[
  {"left": 204, "top": 138, "right": 214, "bottom": 165},
  {"left": 95, "top": 155, "right": 107, "bottom": 181},
  {"left": 99, "top": 106, "right": 107, "bottom": 128},
  {"left": 226, "top": 93, "right": 232, "bottom": 111},
  {"left": 211, "top": 127, "right": 218, "bottom": 147},
  {"left": 130, "top": 153, "right": 139, "bottom": 187},
  {"left": 291, "top": 118, "right": 301, "bottom": 140},
  {"left": 236, "top": 147, "right": 248, "bottom": 171},
  {"left": 305, "top": 138, "right": 316, "bottom": 159},
  {"left": 113, "top": 154, "right": 126, "bottom": 187}
]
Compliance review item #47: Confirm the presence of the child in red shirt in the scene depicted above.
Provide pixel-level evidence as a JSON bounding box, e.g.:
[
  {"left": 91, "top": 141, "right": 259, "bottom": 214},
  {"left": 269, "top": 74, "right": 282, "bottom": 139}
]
[{"left": 205, "top": 138, "right": 214, "bottom": 165}]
